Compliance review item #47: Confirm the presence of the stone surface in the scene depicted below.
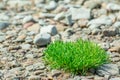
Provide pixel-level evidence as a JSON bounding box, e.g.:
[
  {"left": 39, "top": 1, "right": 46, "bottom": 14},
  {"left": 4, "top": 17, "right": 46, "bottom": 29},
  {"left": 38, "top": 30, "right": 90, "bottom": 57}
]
[
  {"left": 40, "top": 25, "right": 58, "bottom": 36},
  {"left": 33, "top": 33, "right": 51, "bottom": 46},
  {"left": 69, "top": 7, "right": 91, "bottom": 20},
  {"left": 0, "top": 22, "right": 9, "bottom": 30},
  {"left": 96, "top": 64, "right": 119, "bottom": 76}
]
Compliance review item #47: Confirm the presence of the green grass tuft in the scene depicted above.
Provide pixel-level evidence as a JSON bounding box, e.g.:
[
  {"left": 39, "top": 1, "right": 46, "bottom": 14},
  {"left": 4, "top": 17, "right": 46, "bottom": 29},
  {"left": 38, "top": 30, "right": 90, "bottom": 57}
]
[{"left": 43, "top": 39, "right": 109, "bottom": 75}]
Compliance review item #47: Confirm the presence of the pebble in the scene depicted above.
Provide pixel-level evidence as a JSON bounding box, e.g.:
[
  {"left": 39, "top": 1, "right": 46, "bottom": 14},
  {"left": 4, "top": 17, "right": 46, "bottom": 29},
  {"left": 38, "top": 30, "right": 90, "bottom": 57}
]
[
  {"left": 0, "top": 22, "right": 9, "bottom": 30},
  {"left": 69, "top": 7, "right": 91, "bottom": 20},
  {"left": 22, "top": 15, "right": 34, "bottom": 24},
  {"left": 106, "top": 3, "right": 120, "bottom": 11},
  {"left": 33, "top": 33, "right": 51, "bottom": 46},
  {"left": 45, "top": 1, "right": 57, "bottom": 11},
  {"left": 40, "top": 25, "right": 58, "bottom": 36},
  {"left": 27, "top": 23, "right": 40, "bottom": 33},
  {"left": 96, "top": 63, "right": 119, "bottom": 76}
]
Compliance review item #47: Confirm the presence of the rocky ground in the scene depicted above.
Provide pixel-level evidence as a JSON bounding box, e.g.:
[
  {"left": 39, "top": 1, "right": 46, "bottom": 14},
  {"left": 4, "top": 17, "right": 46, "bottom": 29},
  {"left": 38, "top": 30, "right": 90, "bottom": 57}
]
[{"left": 0, "top": 0, "right": 120, "bottom": 80}]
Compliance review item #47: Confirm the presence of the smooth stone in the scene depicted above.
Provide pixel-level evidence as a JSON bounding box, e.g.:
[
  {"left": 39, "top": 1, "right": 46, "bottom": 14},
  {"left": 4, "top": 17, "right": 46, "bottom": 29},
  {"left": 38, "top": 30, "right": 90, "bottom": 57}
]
[
  {"left": 39, "top": 13, "right": 56, "bottom": 18},
  {"left": 96, "top": 64, "right": 119, "bottom": 76},
  {"left": 107, "top": 3, "right": 120, "bottom": 11},
  {"left": 0, "top": 14, "right": 9, "bottom": 21},
  {"left": 73, "top": 76, "right": 81, "bottom": 80},
  {"left": 0, "top": 35, "right": 5, "bottom": 42},
  {"left": 40, "top": 25, "right": 58, "bottom": 36},
  {"left": 25, "top": 54, "right": 34, "bottom": 59},
  {"left": 33, "top": 33, "right": 51, "bottom": 46},
  {"left": 0, "top": 22, "right": 9, "bottom": 30},
  {"left": 102, "top": 27, "right": 119, "bottom": 36},
  {"left": 65, "top": 13, "right": 73, "bottom": 26},
  {"left": 110, "top": 77, "right": 120, "bottom": 80},
  {"left": 28, "top": 76, "right": 41, "bottom": 80},
  {"left": 20, "top": 44, "right": 31, "bottom": 50},
  {"left": 27, "top": 23, "right": 40, "bottom": 33},
  {"left": 109, "top": 46, "right": 120, "bottom": 53},
  {"left": 113, "top": 22, "right": 120, "bottom": 28},
  {"left": 69, "top": 7, "right": 91, "bottom": 20},
  {"left": 26, "top": 62, "right": 45, "bottom": 71},
  {"left": 23, "top": 22, "right": 34, "bottom": 29},
  {"left": 88, "top": 16, "right": 112, "bottom": 27},
  {"left": 22, "top": 15, "right": 34, "bottom": 24},
  {"left": 84, "top": 0, "right": 101, "bottom": 9},
  {"left": 45, "top": 1, "right": 57, "bottom": 11},
  {"left": 111, "top": 40, "right": 120, "bottom": 47},
  {"left": 54, "top": 12, "right": 65, "bottom": 21},
  {"left": 7, "top": 0, "right": 31, "bottom": 7},
  {"left": 51, "top": 70, "right": 62, "bottom": 77}
]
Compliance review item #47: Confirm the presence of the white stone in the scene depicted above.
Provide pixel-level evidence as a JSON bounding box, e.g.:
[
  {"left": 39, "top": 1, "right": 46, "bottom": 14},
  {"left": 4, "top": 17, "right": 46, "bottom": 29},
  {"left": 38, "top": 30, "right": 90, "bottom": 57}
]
[
  {"left": 54, "top": 12, "right": 65, "bottom": 21},
  {"left": 69, "top": 7, "right": 91, "bottom": 20},
  {"left": 107, "top": 3, "right": 120, "bottom": 11},
  {"left": 33, "top": 33, "right": 51, "bottom": 46},
  {"left": 22, "top": 15, "right": 33, "bottom": 24},
  {"left": 40, "top": 25, "right": 58, "bottom": 36},
  {"left": 45, "top": 1, "right": 57, "bottom": 10},
  {"left": 88, "top": 16, "right": 112, "bottom": 26}
]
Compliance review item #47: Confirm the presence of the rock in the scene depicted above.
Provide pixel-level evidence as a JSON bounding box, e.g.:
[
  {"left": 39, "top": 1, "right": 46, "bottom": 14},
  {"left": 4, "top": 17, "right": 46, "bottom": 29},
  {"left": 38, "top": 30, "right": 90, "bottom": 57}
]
[
  {"left": 77, "top": 19, "right": 88, "bottom": 28},
  {"left": 91, "top": 28, "right": 101, "bottom": 35},
  {"left": 94, "top": 76, "right": 105, "bottom": 80},
  {"left": 110, "top": 77, "right": 120, "bottom": 80},
  {"left": 69, "top": 7, "right": 91, "bottom": 20},
  {"left": 106, "top": 3, "right": 120, "bottom": 11},
  {"left": 102, "top": 27, "right": 119, "bottom": 36},
  {"left": 28, "top": 76, "right": 41, "bottom": 80},
  {"left": 0, "top": 35, "right": 5, "bottom": 42},
  {"left": 33, "top": 33, "right": 51, "bottom": 46},
  {"left": 22, "top": 15, "right": 34, "bottom": 24},
  {"left": 73, "top": 76, "right": 81, "bottom": 80},
  {"left": 0, "top": 22, "right": 9, "bottom": 30},
  {"left": 109, "top": 47, "right": 120, "bottom": 53},
  {"left": 51, "top": 70, "right": 62, "bottom": 77},
  {"left": 26, "top": 62, "right": 45, "bottom": 71},
  {"left": 65, "top": 13, "right": 73, "bottom": 26},
  {"left": 113, "top": 22, "right": 120, "bottom": 28},
  {"left": 23, "top": 22, "right": 34, "bottom": 29},
  {"left": 54, "top": 12, "right": 65, "bottom": 21},
  {"left": 111, "top": 40, "right": 120, "bottom": 47},
  {"left": 25, "top": 54, "right": 34, "bottom": 59},
  {"left": 40, "top": 25, "right": 58, "bottom": 36},
  {"left": 88, "top": 16, "right": 113, "bottom": 27},
  {"left": 20, "top": 44, "right": 31, "bottom": 50},
  {"left": 39, "top": 13, "right": 56, "bottom": 18},
  {"left": 15, "top": 34, "right": 26, "bottom": 42},
  {"left": 7, "top": 0, "right": 31, "bottom": 8},
  {"left": 27, "top": 23, "right": 40, "bottom": 33},
  {"left": 96, "top": 64, "right": 119, "bottom": 76},
  {"left": 45, "top": 1, "right": 57, "bottom": 11},
  {"left": 84, "top": 0, "right": 101, "bottom": 9}
]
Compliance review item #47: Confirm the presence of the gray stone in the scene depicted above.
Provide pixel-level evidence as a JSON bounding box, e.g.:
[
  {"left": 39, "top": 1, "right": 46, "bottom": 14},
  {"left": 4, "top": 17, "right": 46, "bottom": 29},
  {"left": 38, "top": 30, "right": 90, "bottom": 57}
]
[
  {"left": 25, "top": 54, "right": 34, "bottom": 59},
  {"left": 26, "top": 62, "right": 45, "bottom": 71},
  {"left": 7, "top": 0, "right": 31, "bottom": 7},
  {"left": 51, "top": 70, "right": 62, "bottom": 77},
  {"left": 40, "top": 25, "right": 58, "bottom": 36},
  {"left": 96, "top": 64, "right": 119, "bottom": 76},
  {"left": 45, "top": 1, "right": 57, "bottom": 11},
  {"left": 110, "top": 77, "right": 120, "bottom": 80},
  {"left": 69, "top": 7, "right": 91, "bottom": 20},
  {"left": 107, "top": 3, "right": 120, "bottom": 11},
  {"left": 102, "top": 27, "right": 119, "bottom": 36},
  {"left": 73, "top": 76, "right": 81, "bottom": 80},
  {"left": 113, "top": 22, "right": 120, "bottom": 28},
  {"left": 28, "top": 76, "right": 41, "bottom": 80},
  {"left": 88, "top": 16, "right": 112, "bottom": 26},
  {"left": 0, "top": 35, "right": 5, "bottom": 42},
  {"left": 54, "top": 12, "right": 65, "bottom": 21},
  {"left": 22, "top": 15, "right": 34, "bottom": 24},
  {"left": 33, "top": 33, "right": 51, "bottom": 46},
  {"left": 20, "top": 44, "right": 31, "bottom": 50},
  {"left": 0, "top": 22, "right": 9, "bottom": 30},
  {"left": 65, "top": 13, "right": 73, "bottom": 26},
  {"left": 40, "top": 13, "right": 56, "bottom": 18}
]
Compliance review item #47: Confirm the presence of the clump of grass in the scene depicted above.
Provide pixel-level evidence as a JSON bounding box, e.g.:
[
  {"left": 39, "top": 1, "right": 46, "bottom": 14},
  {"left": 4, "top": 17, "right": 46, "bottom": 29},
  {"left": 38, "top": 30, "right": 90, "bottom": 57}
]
[{"left": 43, "top": 39, "right": 109, "bottom": 75}]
